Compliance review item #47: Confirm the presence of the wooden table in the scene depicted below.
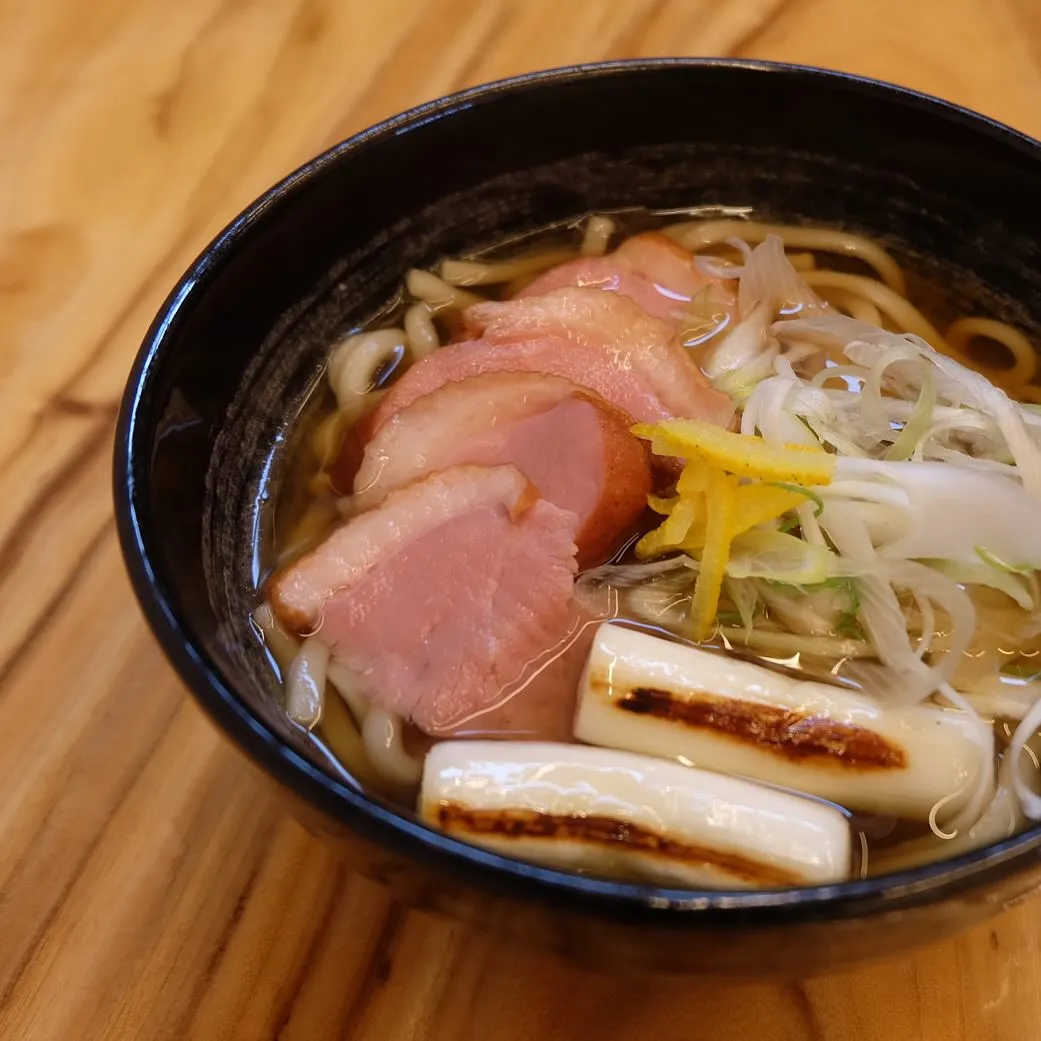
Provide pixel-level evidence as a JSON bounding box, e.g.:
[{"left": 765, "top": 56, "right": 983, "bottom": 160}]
[{"left": 4, "top": 1, "right": 1041, "bottom": 1037}]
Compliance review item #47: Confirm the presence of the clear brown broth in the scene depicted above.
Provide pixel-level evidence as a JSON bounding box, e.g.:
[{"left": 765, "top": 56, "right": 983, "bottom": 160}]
[{"left": 260, "top": 208, "right": 1041, "bottom": 881}]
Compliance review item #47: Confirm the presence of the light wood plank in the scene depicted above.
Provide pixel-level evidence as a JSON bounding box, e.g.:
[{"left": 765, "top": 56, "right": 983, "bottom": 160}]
[{"left": 2, "top": 1, "right": 1040, "bottom": 1038}]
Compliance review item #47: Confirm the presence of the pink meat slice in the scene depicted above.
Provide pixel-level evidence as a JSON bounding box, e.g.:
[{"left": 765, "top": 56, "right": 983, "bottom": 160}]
[
  {"left": 464, "top": 287, "right": 732, "bottom": 420},
  {"left": 444, "top": 611, "right": 600, "bottom": 740},
  {"left": 268, "top": 465, "right": 583, "bottom": 736},
  {"left": 369, "top": 287, "right": 732, "bottom": 431},
  {"left": 353, "top": 372, "right": 652, "bottom": 567},
  {"left": 516, "top": 231, "right": 734, "bottom": 326}
]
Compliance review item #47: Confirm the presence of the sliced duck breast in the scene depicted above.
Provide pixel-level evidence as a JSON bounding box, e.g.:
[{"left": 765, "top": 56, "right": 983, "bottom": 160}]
[
  {"left": 516, "top": 231, "right": 736, "bottom": 327},
  {"left": 350, "top": 372, "right": 651, "bottom": 567},
  {"left": 369, "top": 287, "right": 731, "bottom": 432},
  {"left": 269, "top": 465, "right": 584, "bottom": 736}
]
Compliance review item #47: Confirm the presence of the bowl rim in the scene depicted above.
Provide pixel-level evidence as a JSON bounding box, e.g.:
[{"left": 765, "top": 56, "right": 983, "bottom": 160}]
[{"left": 114, "top": 56, "right": 1041, "bottom": 926}]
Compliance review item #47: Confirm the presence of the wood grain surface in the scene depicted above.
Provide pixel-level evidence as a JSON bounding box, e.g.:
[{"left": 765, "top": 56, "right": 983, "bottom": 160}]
[{"left": 3, "top": 1, "right": 1041, "bottom": 1038}]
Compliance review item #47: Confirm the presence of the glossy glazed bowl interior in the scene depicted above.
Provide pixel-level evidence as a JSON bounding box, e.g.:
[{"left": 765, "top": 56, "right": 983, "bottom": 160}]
[{"left": 115, "top": 60, "right": 1041, "bottom": 976}]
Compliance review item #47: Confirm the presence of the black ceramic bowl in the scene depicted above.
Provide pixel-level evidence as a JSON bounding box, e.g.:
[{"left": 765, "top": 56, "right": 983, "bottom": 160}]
[{"left": 114, "top": 59, "right": 1041, "bottom": 976}]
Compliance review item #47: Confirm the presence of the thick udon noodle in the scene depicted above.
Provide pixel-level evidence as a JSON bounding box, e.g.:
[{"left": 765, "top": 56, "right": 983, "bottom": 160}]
[{"left": 259, "top": 211, "right": 1041, "bottom": 874}]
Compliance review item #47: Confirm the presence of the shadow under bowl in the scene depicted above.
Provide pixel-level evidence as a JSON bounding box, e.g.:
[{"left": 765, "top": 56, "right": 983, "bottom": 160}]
[{"left": 114, "top": 59, "right": 1041, "bottom": 976}]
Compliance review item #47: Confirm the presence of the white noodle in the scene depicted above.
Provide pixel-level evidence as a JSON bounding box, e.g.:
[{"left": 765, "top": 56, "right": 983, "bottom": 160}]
[
  {"left": 286, "top": 636, "right": 329, "bottom": 729},
  {"left": 406, "top": 268, "right": 483, "bottom": 309},
  {"left": 252, "top": 602, "right": 301, "bottom": 673},
  {"left": 440, "top": 250, "right": 573, "bottom": 287},
  {"left": 362, "top": 706, "right": 423, "bottom": 785},
  {"left": 327, "top": 659, "right": 371, "bottom": 724},
  {"left": 581, "top": 215, "right": 615, "bottom": 256},
  {"left": 404, "top": 302, "right": 439, "bottom": 358},
  {"left": 328, "top": 328, "right": 407, "bottom": 412}
]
